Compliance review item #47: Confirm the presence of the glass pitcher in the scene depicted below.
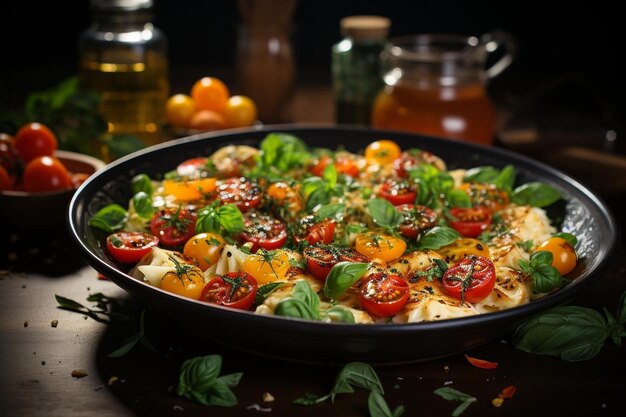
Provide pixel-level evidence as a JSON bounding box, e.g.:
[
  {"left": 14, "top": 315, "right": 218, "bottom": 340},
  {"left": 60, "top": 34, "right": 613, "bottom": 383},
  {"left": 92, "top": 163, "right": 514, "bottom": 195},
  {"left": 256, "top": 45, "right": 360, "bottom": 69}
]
[{"left": 372, "top": 31, "right": 515, "bottom": 145}]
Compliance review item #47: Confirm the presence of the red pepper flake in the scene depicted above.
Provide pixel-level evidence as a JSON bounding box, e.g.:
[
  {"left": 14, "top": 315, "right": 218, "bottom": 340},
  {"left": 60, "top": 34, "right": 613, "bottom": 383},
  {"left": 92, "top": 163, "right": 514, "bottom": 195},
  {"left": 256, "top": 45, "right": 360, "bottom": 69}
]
[
  {"left": 97, "top": 273, "right": 109, "bottom": 280},
  {"left": 464, "top": 354, "right": 498, "bottom": 369},
  {"left": 498, "top": 385, "right": 516, "bottom": 399}
]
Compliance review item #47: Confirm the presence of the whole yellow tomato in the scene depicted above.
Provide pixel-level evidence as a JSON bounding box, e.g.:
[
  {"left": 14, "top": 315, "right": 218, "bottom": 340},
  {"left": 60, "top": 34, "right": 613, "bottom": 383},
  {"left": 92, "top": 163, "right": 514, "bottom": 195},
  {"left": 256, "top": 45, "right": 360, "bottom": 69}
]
[
  {"left": 354, "top": 233, "right": 406, "bottom": 262},
  {"left": 183, "top": 233, "right": 226, "bottom": 271},
  {"left": 165, "top": 94, "right": 196, "bottom": 128},
  {"left": 224, "top": 95, "right": 257, "bottom": 128}
]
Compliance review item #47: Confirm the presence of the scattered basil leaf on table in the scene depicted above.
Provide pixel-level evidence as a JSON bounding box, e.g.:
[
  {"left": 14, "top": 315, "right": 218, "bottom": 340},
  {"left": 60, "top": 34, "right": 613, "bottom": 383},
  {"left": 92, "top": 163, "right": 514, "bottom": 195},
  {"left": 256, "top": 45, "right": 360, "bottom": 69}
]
[
  {"left": 433, "top": 387, "right": 477, "bottom": 417},
  {"left": 88, "top": 204, "right": 129, "bottom": 233},
  {"left": 177, "top": 355, "right": 242, "bottom": 407},
  {"left": 368, "top": 391, "right": 405, "bottom": 417},
  {"left": 55, "top": 293, "right": 129, "bottom": 323}
]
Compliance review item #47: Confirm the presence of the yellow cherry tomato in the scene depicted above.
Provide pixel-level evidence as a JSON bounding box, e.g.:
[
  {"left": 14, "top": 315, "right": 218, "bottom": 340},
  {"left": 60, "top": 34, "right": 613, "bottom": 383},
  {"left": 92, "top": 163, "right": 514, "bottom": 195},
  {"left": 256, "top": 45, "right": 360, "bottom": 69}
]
[
  {"left": 183, "top": 233, "right": 226, "bottom": 271},
  {"left": 191, "top": 77, "right": 230, "bottom": 113},
  {"left": 162, "top": 178, "right": 217, "bottom": 201},
  {"left": 267, "top": 181, "right": 303, "bottom": 214},
  {"left": 242, "top": 249, "right": 290, "bottom": 284},
  {"left": 364, "top": 140, "right": 401, "bottom": 165},
  {"left": 457, "top": 182, "right": 509, "bottom": 213},
  {"left": 161, "top": 263, "right": 205, "bottom": 300},
  {"left": 165, "top": 94, "right": 196, "bottom": 128},
  {"left": 354, "top": 233, "right": 406, "bottom": 262},
  {"left": 438, "top": 238, "right": 491, "bottom": 263},
  {"left": 224, "top": 95, "right": 257, "bottom": 128},
  {"left": 537, "top": 237, "right": 577, "bottom": 275}
]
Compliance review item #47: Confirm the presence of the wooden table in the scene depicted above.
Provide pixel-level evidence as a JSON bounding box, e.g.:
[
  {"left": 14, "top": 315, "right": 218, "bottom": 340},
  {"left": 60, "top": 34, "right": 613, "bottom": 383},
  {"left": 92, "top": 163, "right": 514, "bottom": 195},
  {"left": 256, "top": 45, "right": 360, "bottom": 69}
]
[{"left": 1, "top": 85, "right": 625, "bottom": 417}]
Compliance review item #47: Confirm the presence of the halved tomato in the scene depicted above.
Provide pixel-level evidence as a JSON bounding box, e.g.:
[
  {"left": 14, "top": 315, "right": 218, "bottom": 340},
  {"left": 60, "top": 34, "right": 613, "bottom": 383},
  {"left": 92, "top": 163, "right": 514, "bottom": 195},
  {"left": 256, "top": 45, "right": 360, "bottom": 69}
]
[
  {"left": 359, "top": 273, "right": 409, "bottom": 317},
  {"left": 378, "top": 179, "right": 417, "bottom": 206},
  {"left": 397, "top": 204, "right": 438, "bottom": 239},
  {"left": 442, "top": 255, "right": 496, "bottom": 303},
  {"left": 447, "top": 206, "right": 492, "bottom": 238},
  {"left": 200, "top": 272, "right": 258, "bottom": 310},
  {"left": 217, "top": 177, "right": 262, "bottom": 212},
  {"left": 302, "top": 244, "right": 369, "bottom": 281},
  {"left": 150, "top": 207, "right": 197, "bottom": 248},
  {"left": 106, "top": 232, "right": 159, "bottom": 264},
  {"left": 239, "top": 211, "right": 287, "bottom": 252}
]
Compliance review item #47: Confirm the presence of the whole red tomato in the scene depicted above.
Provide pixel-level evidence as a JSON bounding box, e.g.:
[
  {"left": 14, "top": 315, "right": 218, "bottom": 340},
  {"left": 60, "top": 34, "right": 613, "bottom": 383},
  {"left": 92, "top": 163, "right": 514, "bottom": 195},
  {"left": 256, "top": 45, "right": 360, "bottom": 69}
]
[
  {"left": 22, "top": 156, "right": 72, "bottom": 192},
  {"left": 13, "top": 123, "right": 58, "bottom": 163},
  {"left": 0, "top": 133, "right": 22, "bottom": 187}
]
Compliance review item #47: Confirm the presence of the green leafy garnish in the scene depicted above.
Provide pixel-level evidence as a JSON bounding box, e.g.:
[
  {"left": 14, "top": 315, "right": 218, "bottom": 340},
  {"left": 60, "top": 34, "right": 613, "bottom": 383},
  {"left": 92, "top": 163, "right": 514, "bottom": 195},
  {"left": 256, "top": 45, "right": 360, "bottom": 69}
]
[
  {"left": 88, "top": 204, "right": 128, "bottom": 232},
  {"left": 132, "top": 191, "right": 155, "bottom": 219},
  {"left": 518, "top": 251, "right": 564, "bottom": 293},
  {"left": 177, "top": 355, "right": 242, "bottom": 407},
  {"left": 368, "top": 391, "right": 405, "bottom": 417},
  {"left": 55, "top": 293, "right": 129, "bottom": 323},
  {"left": 196, "top": 203, "right": 244, "bottom": 234},
  {"left": 323, "top": 262, "right": 369, "bottom": 300},
  {"left": 553, "top": 232, "right": 578, "bottom": 247},
  {"left": 256, "top": 133, "right": 311, "bottom": 173},
  {"left": 367, "top": 198, "right": 403, "bottom": 230},
  {"left": 108, "top": 310, "right": 156, "bottom": 358},
  {"left": 275, "top": 280, "right": 355, "bottom": 323},
  {"left": 463, "top": 164, "right": 516, "bottom": 193},
  {"left": 433, "top": 387, "right": 477, "bottom": 417},
  {"left": 416, "top": 226, "right": 460, "bottom": 250},
  {"left": 131, "top": 173, "right": 153, "bottom": 195},
  {"left": 511, "top": 182, "right": 561, "bottom": 207},
  {"left": 254, "top": 282, "right": 285, "bottom": 307}
]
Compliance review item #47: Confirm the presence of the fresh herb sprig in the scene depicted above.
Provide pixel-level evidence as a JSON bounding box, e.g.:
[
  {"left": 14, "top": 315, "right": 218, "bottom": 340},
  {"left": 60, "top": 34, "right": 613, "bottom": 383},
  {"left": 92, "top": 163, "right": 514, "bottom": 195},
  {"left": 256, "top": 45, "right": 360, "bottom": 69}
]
[
  {"left": 196, "top": 201, "right": 245, "bottom": 235},
  {"left": 108, "top": 310, "right": 156, "bottom": 357},
  {"left": 177, "top": 355, "right": 243, "bottom": 407},
  {"left": 512, "top": 291, "right": 626, "bottom": 361},
  {"left": 55, "top": 293, "right": 129, "bottom": 323},
  {"left": 88, "top": 204, "right": 129, "bottom": 233},
  {"left": 433, "top": 387, "right": 477, "bottom": 417},
  {"left": 274, "top": 280, "right": 355, "bottom": 323},
  {"left": 518, "top": 251, "right": 564, "bottom": 293}
]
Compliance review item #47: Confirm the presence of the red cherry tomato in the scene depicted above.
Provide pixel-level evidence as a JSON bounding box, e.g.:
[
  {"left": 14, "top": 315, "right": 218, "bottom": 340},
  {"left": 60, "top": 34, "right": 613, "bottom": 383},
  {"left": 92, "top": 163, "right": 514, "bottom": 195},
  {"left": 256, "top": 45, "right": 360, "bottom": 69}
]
[
  {"left": 0, "top": 165, "right": 11, "bottom": 191},
  {"left": 442, "top": 255, "right": 496, "bottom": 303},
  {"left": 22, "top": 156, "right": 72, "bottom": 192},
  {"left": 393, "top": 152, "right": 420, "bottom": 178},
  {"left": 217, "top": 177, "right": 262, "bottom": 212},
  {"left": 13, "top": 123, "right": 58, "bottom": 163},
  {"left": 397, "top": 204, "right": 438, "bottom": 239},
  {"left": 378, "top": 179, "right": 417, "bottom": 206},
  {"left": 303, "top": 244, "right": 370, "bottom": 281},
  {"left": 150, "top": 207, "right": 197, "bottom": 248},
  {"left": 296, "top": 219, "right": 336, "bottom": 246},
  {"left": 176, "top": 157, "right": 209, "bottom": 178},
  {"left": 0, "top": 133, "right": 21, "bottom": 187},
  {"left": 359, "top": 273, "right": 409, "bottom": 317},
  {"left": 448, "top": 206, "right": 492, "bottom": 238},
  {"left": 105, "top": 232, "right": 159, "bottom": 264},
  {"left": 239, "top": 211, "right": 287, "bottom": 252},
  {"left": 309, "top": 155, "right": 360, "bottom": 178},
  {"left": 200, "top": 272, "right": 258, "bottom": 310}
]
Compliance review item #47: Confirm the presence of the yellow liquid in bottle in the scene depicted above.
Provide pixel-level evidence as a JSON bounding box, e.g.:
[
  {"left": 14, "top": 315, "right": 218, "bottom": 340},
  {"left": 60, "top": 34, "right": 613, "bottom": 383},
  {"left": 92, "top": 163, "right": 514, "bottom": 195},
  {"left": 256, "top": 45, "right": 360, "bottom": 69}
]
[{"left": 79, "top": 51, "right": 169, "bottom": 160}]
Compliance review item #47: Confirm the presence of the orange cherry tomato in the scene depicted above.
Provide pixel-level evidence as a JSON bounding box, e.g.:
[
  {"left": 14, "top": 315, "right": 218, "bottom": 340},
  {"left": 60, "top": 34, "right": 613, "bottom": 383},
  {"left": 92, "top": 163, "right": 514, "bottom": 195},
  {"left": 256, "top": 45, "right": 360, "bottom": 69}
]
[
  {"left": 165, "top": 94, "right": 196, "bottom": 128},
  {"left": 183, "top": 233, "right": 225, "bottom": 271},
  {"left": 188, "top": 110, "right": 226, "bottom": 131},
  {"left": 458, "top": 182, "right": 509, "bottom": 213},
  {"left": 13, "top": 122, "right": 58, "bottom": 162},
  {"left": 364, "top": 140, "right": 401, "bottom": 165},
  {"left": 161, "top": 262, "right": 205, "bottom": 300},
  {"left": 190, "top": 77, "right": 230, "bottom": 113},
  {"left": 223, "top": 95, "right": 257, "bottom": 128},
  {"left": 162, "top": 177, "right": 217, "bottom": 201},
  {"left": 354, "top": 233, "right": 406, "bottom": 262},
  {"left": 536, "top": 237, "right": 577, "bottom": 275},
  {"left": 242, "top": 249, "right": 290, "bottom": 284},
  {"left": 22, "top": 156, "right": 71, "bottom": 192}
]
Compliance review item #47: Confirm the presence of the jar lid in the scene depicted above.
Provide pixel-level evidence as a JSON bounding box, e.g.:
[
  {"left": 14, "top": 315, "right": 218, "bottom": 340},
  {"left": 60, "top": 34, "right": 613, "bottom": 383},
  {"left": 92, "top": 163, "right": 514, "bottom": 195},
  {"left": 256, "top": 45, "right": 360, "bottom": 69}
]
[{"left": 340, "top": 15, "right": 391, "bottom": 40}]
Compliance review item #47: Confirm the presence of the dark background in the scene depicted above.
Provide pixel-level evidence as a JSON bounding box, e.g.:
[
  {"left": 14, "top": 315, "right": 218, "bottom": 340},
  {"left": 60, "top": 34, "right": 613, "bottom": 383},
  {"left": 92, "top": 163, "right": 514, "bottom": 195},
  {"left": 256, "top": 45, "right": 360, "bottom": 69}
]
[{"left": 0, "top": 0, "right": 623, "bottom": 146}]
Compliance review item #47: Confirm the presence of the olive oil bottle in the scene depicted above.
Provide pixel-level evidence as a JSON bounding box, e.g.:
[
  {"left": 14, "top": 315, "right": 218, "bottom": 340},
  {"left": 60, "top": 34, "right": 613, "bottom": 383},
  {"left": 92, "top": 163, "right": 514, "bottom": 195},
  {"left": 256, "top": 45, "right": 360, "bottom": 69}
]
[{"left": 79, "top": 0, "right": 169, "bottom": 161}]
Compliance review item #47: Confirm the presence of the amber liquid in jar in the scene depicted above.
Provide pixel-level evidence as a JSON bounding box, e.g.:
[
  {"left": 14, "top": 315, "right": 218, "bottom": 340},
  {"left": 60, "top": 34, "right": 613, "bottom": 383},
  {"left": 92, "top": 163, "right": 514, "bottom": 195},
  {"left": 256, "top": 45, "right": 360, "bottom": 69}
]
[
  {"left": 372, "top": 83, "right": 495, "bottom": 145},
  {"left": 79, "top": 51, "right": 169, "bottom": 157}
]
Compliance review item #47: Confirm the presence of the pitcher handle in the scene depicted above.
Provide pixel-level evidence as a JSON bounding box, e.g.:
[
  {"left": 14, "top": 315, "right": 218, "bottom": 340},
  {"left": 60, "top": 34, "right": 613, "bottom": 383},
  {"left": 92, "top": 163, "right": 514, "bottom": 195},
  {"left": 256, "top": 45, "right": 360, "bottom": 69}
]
[{"left": 482, "top": 30, "right": 516, "bottom": 79}]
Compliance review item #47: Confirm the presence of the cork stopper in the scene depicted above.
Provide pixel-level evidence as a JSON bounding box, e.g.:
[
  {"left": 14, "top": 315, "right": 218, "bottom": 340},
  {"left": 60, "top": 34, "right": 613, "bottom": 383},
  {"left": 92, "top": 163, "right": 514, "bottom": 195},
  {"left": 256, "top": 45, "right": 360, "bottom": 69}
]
[{"left": 340, "top": 15, "right": 391, "bottom": 40}]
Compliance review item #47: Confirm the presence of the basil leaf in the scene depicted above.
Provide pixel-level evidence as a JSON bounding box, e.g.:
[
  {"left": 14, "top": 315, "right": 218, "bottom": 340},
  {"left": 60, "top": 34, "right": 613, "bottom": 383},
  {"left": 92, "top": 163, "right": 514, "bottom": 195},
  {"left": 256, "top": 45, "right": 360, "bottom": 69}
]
[
  {"left": 531, "top": 263, "right": 563, "bottom": 293},
  {"left": 463, "top": 166, "right": 500, "bottom": 183},
  {"left": 445, "top": 189, "right": 472, "bottom": 208},
  {"left": 132, "top": 191, "right": 155, "bottom": 219},
  {"left": 217, "top": 372, "right": 243, "bottom": 388},
  {"left": 199, "top": 379, "right": 238, "bottom": 407},
  {"left": 323, "top": 163, "right": 338, "bottom": 190},
  {"left": 452, "top": 399, "right": 477, "bottom": 417},
  {"left": 416, "top": 226, "right": 460, "bottom": 250},
  {"left": 512, "top": 306, "right": 609, "bottom": 361},
  {"left": 315, "top": 203, "right": 345, "bottom": 222},
  {"left": 553, "top": 232, "right": 578, "bottom": 247},
  {"left": 274, "top": 298, "right": 318, "bottom": 320},
  {"left": 254, "top": 282, "right": 284, "bottom": 306},
  {"left": 177, "top": 355, "right": 241, "bottom": 407},
  {"left": 368, "top": 391, "right": 405, "bottom": 417},
  {"left": 293, "top": 392, "right": 331, "bottom": 405},
  {"left": 604, "top": 308, "right": 622, "bottom": 346},
  {"left": 301, "top": 177, "right": 325, "bottom": 199},
  {"left": 331, "top": 362, "right": 384, "bottom": 400},
  {"left": 494, "top": 164, "right": 516, "bottom": 193},
  {"left": 217, "top": 204, "right": 244, "bottom": 233},
  {"left": 305, "top": 187, "right": 331, "bottom": 212},
  {"left": 324, "top": 306, "right": 356, "bottom": 324},
  {"left": 292, "top": 280, "right": 320, "bottom": 317},
  {"left": 511, "top": 182, "right": 561, "bottom": 207},
  {"left": 530, "top": 250, "right": 553, "bottom": 267},
  {"left": 258, "top": 133, "right": 311, "bottom": 172},
  {"left": 324, "top": 262, "right": 369, "bottom": 300},
  {"left": 433, "top": 387, "right": 477, "bottom": 417},
  {"left": 131, "top": 173, "right": 153, "bottom": 195},
  {"left": 108, "top": 333, "right": 141, "bottom": 358},
  {"left": 88, "top": 204, "right": 128, "bottom": 232},
  {"left": 55, "top": 294, "right": 86, "bottom": 310},
  {"left": 367, "top": 198, "right": 403, "bottom": 229}
]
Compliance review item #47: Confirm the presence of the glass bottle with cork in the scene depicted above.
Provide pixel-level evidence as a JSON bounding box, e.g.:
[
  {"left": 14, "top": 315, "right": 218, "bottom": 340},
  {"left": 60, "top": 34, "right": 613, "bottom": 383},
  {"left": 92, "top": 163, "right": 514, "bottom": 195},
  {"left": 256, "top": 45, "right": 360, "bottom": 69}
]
[
  {"left": 331, "top": 15, "right": 390, "bottom": 126},
  {"left": 78, "top": 0, "right": 169, "bottom": 161}
]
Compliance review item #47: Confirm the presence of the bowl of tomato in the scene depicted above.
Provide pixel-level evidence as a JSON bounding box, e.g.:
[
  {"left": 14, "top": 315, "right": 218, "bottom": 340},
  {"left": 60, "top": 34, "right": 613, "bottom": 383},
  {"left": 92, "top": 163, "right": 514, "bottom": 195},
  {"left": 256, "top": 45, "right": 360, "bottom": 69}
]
[
  {"left": 67, "top": 125, "right": 618, "bottom": 364},
  {"left": 1, "top": 123, "right": 106, "bottom": 230}
]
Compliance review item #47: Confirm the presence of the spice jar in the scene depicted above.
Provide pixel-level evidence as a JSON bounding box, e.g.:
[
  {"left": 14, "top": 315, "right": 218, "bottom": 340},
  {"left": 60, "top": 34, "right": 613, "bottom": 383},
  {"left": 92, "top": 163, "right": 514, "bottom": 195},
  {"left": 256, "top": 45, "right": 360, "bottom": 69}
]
[{"left": 331, "top": 15, "right": 391, "bottom": 126}]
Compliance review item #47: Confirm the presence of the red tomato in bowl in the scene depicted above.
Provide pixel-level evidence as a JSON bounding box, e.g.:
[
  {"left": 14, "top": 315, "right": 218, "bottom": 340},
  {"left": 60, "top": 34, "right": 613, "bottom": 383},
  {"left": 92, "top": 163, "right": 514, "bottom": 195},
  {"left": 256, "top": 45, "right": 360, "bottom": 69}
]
[
  {"left": 397, "top": 204, "right": 438, "bottom": 239},
  {"left": 303, "top": 244, "right": 370, "bottom": 281},
  {"left": 217, "top": 177, "right": 262, "bottom": 212},
  {"left": 442, "top": 255, "right": 496, "bottom": 303},
  {"left": 22, "top": 156, "right": 72, "bottom": 192},
  {"left": 239, "top": 211, "right": 287, "bottom": 252},
  {"left": 150, "top": 207, "right": 197, "bottom": 248},
  {"left": 295, "top": 219, "right": 336, "bottom": 246},
  {"left": 13, "top": 123, "right": 58, "bottom": 163},
  {"left": 200, "top": 272, "right": 258, "bottom": 310},
  {"left": 106, "top": 232, "right": 159, "bottom": 264},
  {"left": 378, "top": 179, "right": 417, "bottom": 206},
  {"left": 359, "top": 273, "right": 409, "bottom": 317},
  {"left": 447, "top": 206, "right": 492, "bottom": 238}
]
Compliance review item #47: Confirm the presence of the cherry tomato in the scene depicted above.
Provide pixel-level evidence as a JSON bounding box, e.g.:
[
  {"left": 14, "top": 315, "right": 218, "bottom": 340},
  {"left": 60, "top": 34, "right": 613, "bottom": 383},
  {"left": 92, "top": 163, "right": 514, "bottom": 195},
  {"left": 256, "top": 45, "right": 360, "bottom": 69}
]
[
  {"left": 442, "top": 255, "right": 496, "bottom": 303},
  {"left": 364, "top": 140, "right": 401, "bottom": 165},
  {"left": 200, "top": 272, "right": 258, "bottom": 310},
  {"left": 217, "top": 177, "right": 262, "bottom": 212},
  {"left": 188, "top": 110, "right": 226, "bottom": 131},
  {"left": 354, "top": 233, "right": 406, "bottom": 262},
  {"left": 438, "top": 238, "right": 490, "bottom": 263},
  {"left": 296, "top": 219, "right": 336, "bottom": 246},
  {"left": 191, "top": 77, "right": 230, "bottom": 113},
  {"left": 161, "top": 260, "right": 205, "bottom": 300},
  {"left": 393, "top": 150, "right": 443, "bottom": 178},
  {"left": 458, "top": 182, "right": 509, "bottom": 213},
  {"left": 13, "top": 122, "right": 58, "bottom": 163},
  {"left": 176, "top": 157, "right": 209, "bottom": 178},
  {"left": 223, "top": 95, "right": 257, "bottom": 128},
  {"left": 536, "top": 237, "right": 577, "bottom": 275},
  {"left": 22, "top": 156, "right": 72, "bottom": 192},
  {"left": 162, "top": 178, "right": 217, "bottom": 201},
  {"left": 303, "top": 244, "right": 369, "bottom": 281},
  {"left": 309, "top": 155, "right": 360, "bottom": 178},
  {"left": 0, "top": 133, "right": 21, "bottom": 186},
  {"left": 239, "top": 211, "right": 287, "bottom": 252},
  {"left": 150, "top": 207, "right": 197, "bottom": 248},
  {"left": 183, "top": 233, "right": 226, "bottom": 271},
  {"left": 105, "top": 232, "right": 159, "bottom": 264},
  {"left": 397, "top": 204, "right": 438, "bottom": 239},
  {"left": 378, "top": 179, "right": 417, "bottom": 206},
  {"left": 242, "top": 249, "right": 290, "bottom": 284},
  {"left": 359, "top": 273, "right": 409, "bottom": 317},
  {"left": 267, "top": 181, "right": 303, "bottom": 215},
  {"left": 165, "top": 94, "right": 196, "bottom": 128},
  {"left": 0, "top": 165, "right": 11, "bottom": 191},
  {"left": 447, "top": 206, "right": 492, "bottom": 238}
]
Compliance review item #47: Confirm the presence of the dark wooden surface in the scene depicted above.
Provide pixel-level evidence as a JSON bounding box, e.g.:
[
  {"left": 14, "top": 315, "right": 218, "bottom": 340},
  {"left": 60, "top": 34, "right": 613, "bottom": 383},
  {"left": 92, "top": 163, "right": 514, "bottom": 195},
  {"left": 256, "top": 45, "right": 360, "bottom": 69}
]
[{"left": 1, "top": 86, "right": 626, "bottom": 417}]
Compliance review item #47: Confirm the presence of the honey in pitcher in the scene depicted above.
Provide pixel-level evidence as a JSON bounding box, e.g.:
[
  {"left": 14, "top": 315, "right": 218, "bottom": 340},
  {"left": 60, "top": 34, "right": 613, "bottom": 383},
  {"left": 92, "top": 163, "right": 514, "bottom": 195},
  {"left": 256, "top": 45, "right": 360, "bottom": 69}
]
[{"left": 372, "top": 83, "right": 495, "bottom": 145}]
